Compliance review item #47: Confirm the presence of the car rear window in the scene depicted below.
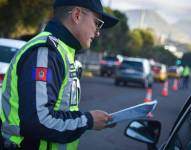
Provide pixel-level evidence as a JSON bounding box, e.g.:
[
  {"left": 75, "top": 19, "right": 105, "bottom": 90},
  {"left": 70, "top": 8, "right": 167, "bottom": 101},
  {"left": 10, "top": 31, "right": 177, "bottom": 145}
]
[
  {"left": 103, "top": 56, "right": 118, "bottom": 61},
  {"left": 0, "top": 46, "right": 18, "bottom": 63},
  {"left": 168, "top": 68, "right": 177, "bottom": 72},
  {"left": 152, "top": 65, "right": 161, "bottom": 73},
  {"left": 121, "top": 60, "right": 143, "bottom": 72}
]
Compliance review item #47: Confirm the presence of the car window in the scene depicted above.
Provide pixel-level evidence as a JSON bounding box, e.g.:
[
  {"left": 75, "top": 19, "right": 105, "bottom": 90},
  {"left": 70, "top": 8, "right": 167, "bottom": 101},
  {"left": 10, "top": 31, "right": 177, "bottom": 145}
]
[
  {"left": 103, "top": 56, "right": 118, "bottom": 61},
  {"left": 121, "top": 61, "right": 143, "bottom": 72},
  {"left": 0, "top": 46, "right": 18, "bottom": 63},
  {"left": 167, "top": 109, "right": 191, "bottom": 150},
  {"left": 152, "top": 66, "right": 161, "bottom": 73},
  {"left": 168, "top": 68, "right": 177, "bottom": 72}
]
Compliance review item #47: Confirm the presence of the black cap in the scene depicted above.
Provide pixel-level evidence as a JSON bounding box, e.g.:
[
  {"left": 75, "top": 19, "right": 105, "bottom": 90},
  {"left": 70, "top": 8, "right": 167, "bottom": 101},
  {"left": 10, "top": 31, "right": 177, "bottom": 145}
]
[{"left": 53, "top": 0, "right": 119, "bottom": 28}]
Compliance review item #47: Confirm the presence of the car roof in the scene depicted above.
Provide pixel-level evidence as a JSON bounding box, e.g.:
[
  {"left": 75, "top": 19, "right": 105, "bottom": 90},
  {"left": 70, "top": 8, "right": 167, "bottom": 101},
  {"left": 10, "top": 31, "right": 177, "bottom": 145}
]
[{"left": 0, "top": 38, "right": 26, "bottom": 49}]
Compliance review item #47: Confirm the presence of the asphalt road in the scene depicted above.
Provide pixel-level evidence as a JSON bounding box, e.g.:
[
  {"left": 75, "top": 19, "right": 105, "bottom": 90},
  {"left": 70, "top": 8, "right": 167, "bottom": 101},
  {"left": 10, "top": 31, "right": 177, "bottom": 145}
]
[
  {"left": 79, "top": 76, "right": 191, "bottom": 150},
  {"left": 0, "top": 77, "right": 190, "bottom": 149}
]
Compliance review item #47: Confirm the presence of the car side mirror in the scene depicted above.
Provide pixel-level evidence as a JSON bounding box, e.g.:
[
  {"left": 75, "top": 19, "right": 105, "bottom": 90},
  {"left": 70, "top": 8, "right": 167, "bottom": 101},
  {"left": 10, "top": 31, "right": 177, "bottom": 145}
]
[{"left": 124, "top": 119, "right": 161, "bottom": 145}]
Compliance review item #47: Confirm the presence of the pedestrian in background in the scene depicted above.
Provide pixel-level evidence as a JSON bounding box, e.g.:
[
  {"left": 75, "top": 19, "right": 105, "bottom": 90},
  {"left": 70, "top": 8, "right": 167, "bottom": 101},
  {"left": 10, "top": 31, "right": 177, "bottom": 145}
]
[
  {"left": 0, "top": 0, "right": 118, "bottom": 149},
  {"left": 181, "top": 65, "right": 190, "bottom": 89}
]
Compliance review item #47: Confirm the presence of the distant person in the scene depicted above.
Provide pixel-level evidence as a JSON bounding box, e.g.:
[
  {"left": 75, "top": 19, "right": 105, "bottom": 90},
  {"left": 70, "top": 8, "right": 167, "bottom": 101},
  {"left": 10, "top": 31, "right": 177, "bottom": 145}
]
[
  {"left": 0, "top": 0, "right": 118, "bottom": 149},
  {"left": 181, "top": 65, "right": 190, "bottom": 89}
]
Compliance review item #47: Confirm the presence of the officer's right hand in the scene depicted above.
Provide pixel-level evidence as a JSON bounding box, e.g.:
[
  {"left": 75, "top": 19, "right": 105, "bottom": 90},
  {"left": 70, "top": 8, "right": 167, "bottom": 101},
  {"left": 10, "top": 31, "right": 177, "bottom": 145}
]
[{"left": 90, "top": 110, "right": 112, "bottom": 130}]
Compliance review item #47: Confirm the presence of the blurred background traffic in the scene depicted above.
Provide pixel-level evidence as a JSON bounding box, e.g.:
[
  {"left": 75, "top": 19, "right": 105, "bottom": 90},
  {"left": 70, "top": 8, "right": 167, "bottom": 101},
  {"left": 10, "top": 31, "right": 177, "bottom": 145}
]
[{"left": 0, "top": 0, "right": 191, "bottom": 149}]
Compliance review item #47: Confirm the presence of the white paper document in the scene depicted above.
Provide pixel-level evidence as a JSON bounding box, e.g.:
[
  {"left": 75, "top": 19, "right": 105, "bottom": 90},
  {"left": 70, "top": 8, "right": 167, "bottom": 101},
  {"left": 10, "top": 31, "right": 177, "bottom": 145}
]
[{"left": 107, "top": 100, "right": 158, "bottom": 125}]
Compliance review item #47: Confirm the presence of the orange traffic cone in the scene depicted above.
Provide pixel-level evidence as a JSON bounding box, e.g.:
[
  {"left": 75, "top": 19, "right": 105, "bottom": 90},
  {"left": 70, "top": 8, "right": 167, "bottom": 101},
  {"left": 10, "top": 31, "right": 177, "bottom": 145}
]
[
  {"left": 161, "top": 80, "right": 168, "bottom": 97},
  {"left": 144, "top": 88, "right": 152, "bottom": 103},
  {"left": 144, "top": 88, "right": 153, "bottom": 117},
  {"left": 172, "top": 79, "right": 178, "bottom": 91}
]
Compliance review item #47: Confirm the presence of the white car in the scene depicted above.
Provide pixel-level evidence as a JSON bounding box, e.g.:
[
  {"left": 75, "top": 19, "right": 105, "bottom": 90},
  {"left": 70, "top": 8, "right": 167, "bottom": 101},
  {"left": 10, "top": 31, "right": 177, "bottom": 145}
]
[
  {"left": 114, "top": 57, "right": 153, "bottom": 88},
  {"left": 0, "top": 38, "right": 26, "bottom": 86}
]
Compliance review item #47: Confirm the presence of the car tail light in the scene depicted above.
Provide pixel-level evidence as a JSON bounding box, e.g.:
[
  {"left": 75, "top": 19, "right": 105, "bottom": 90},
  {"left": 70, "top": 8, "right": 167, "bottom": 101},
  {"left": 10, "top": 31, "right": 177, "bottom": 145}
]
[
  {"left": 115, "top": 60, "right": 121, "bottom": 66},
  {"left": 0, "top": 74, "right": 5, "bottom": 83},
  {"left": 100, "top": 60, "right": 107, "bottom": 65}
]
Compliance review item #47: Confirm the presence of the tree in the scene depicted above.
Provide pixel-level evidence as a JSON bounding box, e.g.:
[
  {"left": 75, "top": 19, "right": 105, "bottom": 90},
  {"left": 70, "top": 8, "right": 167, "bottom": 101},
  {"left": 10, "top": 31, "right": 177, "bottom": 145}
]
[
  {"left": 182, "top": 52, "right": 191, "bottom": 67},
  {"left": 92, "top": 9, "right": 130, "bottom": 55},
  {"left": 141, "top": 46, "right": 177, "bottom": 65},
  {"left": 134, "top": 28, "right": 155, "bottom": 49},
  {"left": 125, "top": 30, "right": 143, "bottom": 56},
  {"left": 125, "top": 28, "right": 155, "bottom": 57},
  {"left": 0, "top": 0, "right": 52, "bottom": 38}
]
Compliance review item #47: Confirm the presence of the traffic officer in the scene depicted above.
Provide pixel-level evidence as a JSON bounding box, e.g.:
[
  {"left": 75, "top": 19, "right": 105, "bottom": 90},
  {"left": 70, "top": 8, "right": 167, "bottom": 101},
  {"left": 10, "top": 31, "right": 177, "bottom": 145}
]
[
  {"left": 0, "top": 0, "right": 118, "bottom": 149},
  {"left": 182, "top": 65, "right": 190, "bottom": 89}
]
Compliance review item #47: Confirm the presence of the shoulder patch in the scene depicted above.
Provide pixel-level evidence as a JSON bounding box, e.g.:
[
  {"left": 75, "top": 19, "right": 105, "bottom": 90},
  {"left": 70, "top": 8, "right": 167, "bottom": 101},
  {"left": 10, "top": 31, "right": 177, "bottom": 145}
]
[{"left": 32, "top": 67, "right": 52, "bottom": 82}]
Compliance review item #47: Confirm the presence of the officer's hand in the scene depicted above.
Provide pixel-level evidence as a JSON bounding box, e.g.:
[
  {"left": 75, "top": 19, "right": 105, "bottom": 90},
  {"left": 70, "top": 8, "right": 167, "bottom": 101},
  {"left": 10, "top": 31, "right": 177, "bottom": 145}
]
[{"left": 90, "top": 110, "right": 113, "bottom": 130}]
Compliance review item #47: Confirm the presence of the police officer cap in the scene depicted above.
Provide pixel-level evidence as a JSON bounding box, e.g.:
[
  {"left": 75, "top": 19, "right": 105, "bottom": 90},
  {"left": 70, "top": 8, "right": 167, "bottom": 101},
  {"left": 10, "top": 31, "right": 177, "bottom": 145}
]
[{"left": 54, "top": 0, "right": 119, "bottom": 28}]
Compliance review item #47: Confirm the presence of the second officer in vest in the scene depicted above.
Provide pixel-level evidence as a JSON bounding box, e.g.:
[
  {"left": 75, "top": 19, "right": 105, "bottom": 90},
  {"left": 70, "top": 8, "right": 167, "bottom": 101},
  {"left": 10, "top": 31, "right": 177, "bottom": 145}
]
[{"left": 0, "top": 0, "right": 118, "bottom": 149}]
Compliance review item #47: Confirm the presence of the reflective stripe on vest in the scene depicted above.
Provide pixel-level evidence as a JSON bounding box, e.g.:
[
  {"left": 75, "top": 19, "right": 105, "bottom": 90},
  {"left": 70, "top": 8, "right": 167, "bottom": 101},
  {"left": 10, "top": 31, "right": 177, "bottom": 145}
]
[{"left": 0, "top": 32, "right": 81, "bottom": 150}]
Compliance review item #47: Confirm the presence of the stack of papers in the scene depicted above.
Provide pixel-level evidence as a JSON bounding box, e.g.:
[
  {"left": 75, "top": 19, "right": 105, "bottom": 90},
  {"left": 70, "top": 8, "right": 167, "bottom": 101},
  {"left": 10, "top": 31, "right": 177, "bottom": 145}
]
[{"left": 107, "top": 100, "right": 158, "bottom": 125}]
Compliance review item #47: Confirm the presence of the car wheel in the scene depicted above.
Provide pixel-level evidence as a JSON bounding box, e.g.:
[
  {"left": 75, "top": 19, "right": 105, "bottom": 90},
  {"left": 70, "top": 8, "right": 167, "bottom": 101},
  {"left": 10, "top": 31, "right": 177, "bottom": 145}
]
[
  {"left": 143, "top": 80, "right": 149, "bottom": 88},
  {"left": 100, "top": 71, "right": 104, "bottom": 77},
  {"left": 114, "top": 79, "right": 120, "bottom": 86}
]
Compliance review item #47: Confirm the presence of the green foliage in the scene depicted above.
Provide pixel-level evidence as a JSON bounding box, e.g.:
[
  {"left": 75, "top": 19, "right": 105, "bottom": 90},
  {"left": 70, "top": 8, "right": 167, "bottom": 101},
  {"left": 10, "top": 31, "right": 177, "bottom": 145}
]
[
  {"left": 182, "top": 52, "right": 191, "bottom": 67},
  {"left": 92, "top": 10, "right": 129, "bottom": 55},
  {"left": 125, "top": 30, "right": 143, "bottom": 56},
  {"left": 125, "top": 28, "right": 155, "bottom": 57},
  {"left": 0, "top": 0, "right": 7, "bottom": 5},
  {"left": 0, "top": 0, "right": 53, "bottom": 37},
  {"left": 140, "top": 46, "right": 177, "bottom": 65}
]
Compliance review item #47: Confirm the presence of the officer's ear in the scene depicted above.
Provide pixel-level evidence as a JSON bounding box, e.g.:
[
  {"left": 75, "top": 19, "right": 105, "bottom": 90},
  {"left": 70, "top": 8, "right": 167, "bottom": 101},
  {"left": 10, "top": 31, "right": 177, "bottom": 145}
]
[{"left": 70, "top": 7, "right": 82, "bottom": 25}]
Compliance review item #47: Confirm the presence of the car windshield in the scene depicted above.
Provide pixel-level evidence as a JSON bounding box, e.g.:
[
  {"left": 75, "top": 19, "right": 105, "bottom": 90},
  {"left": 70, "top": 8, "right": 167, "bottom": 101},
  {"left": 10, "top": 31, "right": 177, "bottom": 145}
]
[
  {"left": 121, "top": 61, "right": 143, "bottom": 72},
  {"left": 0, "top": 46, "right": 18, "bottom": 63}
]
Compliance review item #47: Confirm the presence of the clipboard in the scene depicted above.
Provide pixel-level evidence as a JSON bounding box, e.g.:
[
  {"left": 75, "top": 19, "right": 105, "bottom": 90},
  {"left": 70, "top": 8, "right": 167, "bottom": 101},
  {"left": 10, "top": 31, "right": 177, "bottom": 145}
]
[{"left": 107, "top": 100, "right": 158, "bottom": 125}]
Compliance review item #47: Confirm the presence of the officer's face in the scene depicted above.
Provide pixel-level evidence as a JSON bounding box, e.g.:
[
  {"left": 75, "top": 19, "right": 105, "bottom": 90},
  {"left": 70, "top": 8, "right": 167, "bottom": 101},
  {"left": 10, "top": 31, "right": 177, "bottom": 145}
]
[{"left": 74, "top": 7, "right": 103, "bottom": 49}]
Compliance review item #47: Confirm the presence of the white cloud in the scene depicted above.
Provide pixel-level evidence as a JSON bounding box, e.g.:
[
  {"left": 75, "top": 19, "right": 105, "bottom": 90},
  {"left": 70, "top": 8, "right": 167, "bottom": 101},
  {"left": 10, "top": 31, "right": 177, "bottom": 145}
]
[{"left": 102, "top": 0, "right": 191, "bottom": 23}]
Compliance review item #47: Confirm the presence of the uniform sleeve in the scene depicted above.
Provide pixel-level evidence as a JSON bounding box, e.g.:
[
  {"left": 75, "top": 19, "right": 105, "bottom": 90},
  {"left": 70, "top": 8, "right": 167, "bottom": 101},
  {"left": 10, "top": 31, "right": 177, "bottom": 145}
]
[{"left": 17, "top": 46, "right": 93, "bottom": 144}]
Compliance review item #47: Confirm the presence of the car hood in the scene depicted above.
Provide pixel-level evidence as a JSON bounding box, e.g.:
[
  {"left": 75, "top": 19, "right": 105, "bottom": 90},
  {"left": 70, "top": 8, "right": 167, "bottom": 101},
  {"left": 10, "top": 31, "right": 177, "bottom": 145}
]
[{"left": 0, "top": 62, "right": 9, "bottom": 74}]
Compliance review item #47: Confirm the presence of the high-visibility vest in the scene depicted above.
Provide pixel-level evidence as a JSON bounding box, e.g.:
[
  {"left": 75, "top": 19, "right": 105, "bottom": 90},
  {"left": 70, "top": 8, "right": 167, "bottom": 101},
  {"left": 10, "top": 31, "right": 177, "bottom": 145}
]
[
  {"left": 182, "top": 66, "right": 190, "bottom": 77},
  {"left": 0, "top": 32, "right": 81, "bottom": 150}
]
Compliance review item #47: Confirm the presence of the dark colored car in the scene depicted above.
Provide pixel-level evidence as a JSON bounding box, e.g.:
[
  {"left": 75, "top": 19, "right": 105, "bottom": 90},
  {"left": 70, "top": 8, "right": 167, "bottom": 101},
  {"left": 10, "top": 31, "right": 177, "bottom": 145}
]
[
  {"left": 114, "top": 57, "right": 153, "bottom": 88},
  {"left": 99, "top": 55, "right": 122, "bottom": 77},
  {"left": 124, "top": 95, "right": 191, "bottom": 150}
]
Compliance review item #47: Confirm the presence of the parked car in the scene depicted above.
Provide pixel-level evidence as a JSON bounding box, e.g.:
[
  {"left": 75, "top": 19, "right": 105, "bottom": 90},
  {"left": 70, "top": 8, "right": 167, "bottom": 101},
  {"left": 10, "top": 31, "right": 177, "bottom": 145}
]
[
  {"left": 124, "top": 95, "right": 191, "bottom": 150},
  {"left": 99, "top": 55, "right": 123, "bottom": 77},
  {"left": 167, "top": 66, "right": 181, "bottom": 78},
  {"left": 151, "top": 63, "right": 167, "bottom": 82},
  {"left": 0, "top": 38, "right": 26, "bottom": 86},
  {"left": 114, "top": 57, "right": 153, "bottom": 88}
]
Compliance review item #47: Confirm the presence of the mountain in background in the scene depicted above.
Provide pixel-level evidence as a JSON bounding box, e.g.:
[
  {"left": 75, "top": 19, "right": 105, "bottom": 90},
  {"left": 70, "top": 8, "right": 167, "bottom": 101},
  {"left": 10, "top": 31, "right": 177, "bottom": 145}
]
[
  {"left": 173, "top": 20, "right": 191, "bottom": 39},
  {"left": 125, "top": 9, "right": 191, "bottom": 44}
]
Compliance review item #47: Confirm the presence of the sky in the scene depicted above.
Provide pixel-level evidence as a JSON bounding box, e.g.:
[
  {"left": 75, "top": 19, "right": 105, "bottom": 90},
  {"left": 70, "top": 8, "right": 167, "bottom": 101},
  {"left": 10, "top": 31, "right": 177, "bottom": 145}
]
[{"left": 102, "top": 0, "right": 191, "bottom": 23}]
